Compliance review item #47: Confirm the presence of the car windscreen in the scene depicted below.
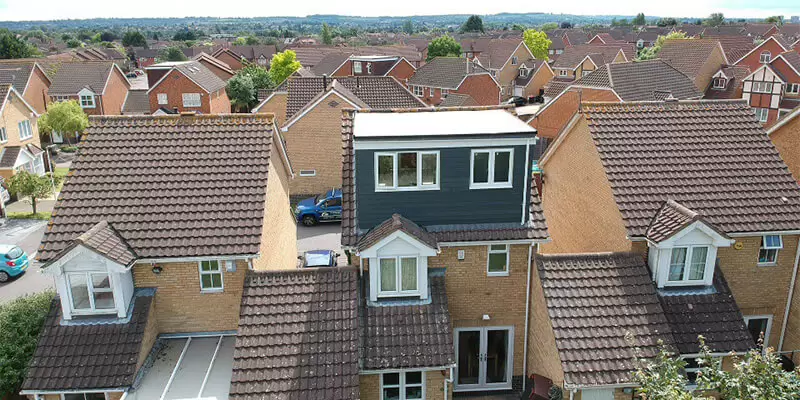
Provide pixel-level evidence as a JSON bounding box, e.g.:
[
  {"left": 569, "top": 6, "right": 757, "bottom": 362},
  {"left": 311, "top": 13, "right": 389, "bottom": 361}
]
[
  {"left": 6, "top": 246, "right": 23, "bottom": 260},
  {"left": 304, "top": 252, "right": 332, "bottom": 267},
  {"left": 314, "top": 190, "right": 330, "bottom": 203}
]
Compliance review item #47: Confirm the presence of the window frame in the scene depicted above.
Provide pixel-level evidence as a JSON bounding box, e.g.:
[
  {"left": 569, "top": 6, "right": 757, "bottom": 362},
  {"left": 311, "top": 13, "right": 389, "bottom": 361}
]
[
  {"left": 511, "top": 56, "right": 518, "bottom": 65},
  {"left": 744, "top": 314, "right": 774, "bottom": 347},
  {"left": 665, "top": 245, "right": 710, "bottom": 285},
  {"left": 0, "top": 127, "right": 5, "bottom": 143},
  {"left": 559, "top": 69, "right": 568, "bottom": 77},
  {"left": 198, "top": 260, "right": 224, "bottom": 292},
  {"left": 441, "top": 88, "right": 449, "bottom": 98},
  {"left": 753, "top": 81, "right": 774, "bottom": 93},
  {"left": 60, "top": 393, "right": 109, "bottom": 400},
  {"left": 487, "top": 244, "right": 510, "bottom": 276},
  {"left": 182, "top": 93, "right": 202, "bottom": 108},
  {"left": 712, "top": 77, "right": 727, "bottom": 89},
  {"left": 519, "top": 66, "right": 528, "bottom": 78},
  {"left": 79, "top": 94, "right": 95, "bottom": 108},
  {"left": 758, "top": 235, "right": 782, "bottom": 265},
  {"left": 18, "top": 120, "right": 32, "bottom": 140},
  {"left": 353, "top": 61, "right": 363, "bottom": 74},
  {"left": 377, "top": 256, "right": 420, "bottom": 297},
  {"left": 755, "top": 107, "right": 769, "bottom": 122},
  {"left": 65, "top": 271, "right": 116, "bottom": 315},
  {"left": 469, "top": 148, "right": 514, "bottom": 189},
  {"left": 298, "top": 169, "right": 316, "bottom": 177},
  {"left": 374, "top": 151, "right": 440, "bottom": 192},
  {"left": 157, "top": 93, "right": 168, "bottom": 105},
  {"left": 786, "top": 83, "right": 800, "bottom": 94},
  {"left": 760, "top": 51, "right": 772, "bottom": 63},
  {"left": 412, "top": 85, "right": 423, "bottom": 97},
  {"left": 380, "top": 371, "right": 425, "bottom": 400}
]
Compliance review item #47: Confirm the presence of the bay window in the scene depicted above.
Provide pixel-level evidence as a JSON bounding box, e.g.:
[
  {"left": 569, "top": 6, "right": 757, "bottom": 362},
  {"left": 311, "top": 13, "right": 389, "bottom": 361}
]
[
  {"left": 470, "top": 149, "right": 513, "bottom": 189},
  {"left": 667, "top": 246, "right": 709, "bottom": 284},
  {"left": 67, "top": 272, "right": 116, "bottom": 313},
  {"left": 381, "top": 371, "right": 424, "bottom": 400},
  {"left": 375, "top": 151, "right": 439, "bottom": 191},
  {"left": 378, "top": 256, "right": 419, "bottom": 296},
  {"left": 758, "top": 235, "right": 782, "bottom": 265}
]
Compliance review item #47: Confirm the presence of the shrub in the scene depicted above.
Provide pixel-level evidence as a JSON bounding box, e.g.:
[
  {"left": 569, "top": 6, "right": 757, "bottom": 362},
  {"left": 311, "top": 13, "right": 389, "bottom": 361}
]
[{"left": 0, "top": 291, "right": 54, "bottom": 397}]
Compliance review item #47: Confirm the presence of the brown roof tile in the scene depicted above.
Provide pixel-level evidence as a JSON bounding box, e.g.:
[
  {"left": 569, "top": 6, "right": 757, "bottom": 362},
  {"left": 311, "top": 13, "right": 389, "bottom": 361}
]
[
  {"left": 49, "top": 61, "right": 118, "bottom": 95},
  {"left": 408, "top": 57, "right": 492, "bottom": 89},
  {"left": 572, "top": 60, "right": 702, "bottom": 101},
  {"left": 703, "top": 35, "right": 757, "bottom": 63},
  {"left": 358, "top": 213, "right": 438, "bottom": 251},
  {"left": 658, "top": 39, "right": 726, "bottom": 79},
  {"left": 645, "top": 200, "right": 728, "bottom": 243},
  {"left": 551, "top": 45, "right": 635, "bottom": 70}
]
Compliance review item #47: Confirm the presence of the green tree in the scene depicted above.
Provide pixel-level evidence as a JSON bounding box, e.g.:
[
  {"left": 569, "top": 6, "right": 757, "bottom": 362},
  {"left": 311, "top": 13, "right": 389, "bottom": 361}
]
[
  {"left": 0, "top": 29, "right": 36, "bottom": 59},
  {"left": 240, "top": 63, "right": 273, "bottom": 90},
  {"left": 637, "top": 31, "right": 689, "bottom": 60},
  {"left": 60, "top": 33, "right": 72, "bottom": 42},
  {"left": 234, "top": 37, "right": 246, "bottom": 46},
  {"left": 0, "top": 291, "right": 54, "bottom": 396},
  {"left": 704, "top": 13, "right": 725, "bottom": 27},
  {"left": 540, "top": 22, "right": 559, "bottom": 31},
  {"left": 7, "top": 171, "right": 60, "bottom": 214},
  {"left": 66, "top": 39, "right": 81, "bottom": 48},
  {"left": 632, "top": 13, "right": 647, "bottom": 26},
  {"left": 511, "top": 23, "right": 527, "bottom": 32},
  {"left": 403, "top": 20, "right": 414, "bottom": 35},
  {"left": 158, "top": 46, "right": 187, "bottom": 62},
  {"left": 245, "top": 36, "right": 260, "bottom": 45},
  {"left": 122, "top": 30, "right": 147, "bottom": 47},
  {"left": 152, "top": 31, "right": 159, "bottom": 41},
  {"left": 657, "top": 17, "right": 678, "bottom": 27},
  {"left": 39, "top": 100, "right": 89, "bottom": 145},
  {"left": 632, "top": 341, "right": 703, "bottom": 400},
  {"left": 226, "top": 74, "right": 256, "bottom": 112},
  {"left": 268, "top": 50, "right": 301, "bottom": 85},
  {"left": 426, "top": 35, "right": 461, "bottom": 61},
  {"left": 173, "top": 28, "right": 200, "bottom": 41},
  {"left": 99, "top": 31, "right": 116, "bottom": 42},
  {"left": 523, "top": 29, "right": 552, "bottom": 61},
  {"left": 321, "top": 23, "right": 333, "bottom": 45},
  {"left": 460, "top": 15, "right": 485, "bottom": 33},
  {"left": 765, "top": 16, "right": 784, "bottom": 25},
  {"left": 560, "top": 21, "right": 573, "bottom": 29}
]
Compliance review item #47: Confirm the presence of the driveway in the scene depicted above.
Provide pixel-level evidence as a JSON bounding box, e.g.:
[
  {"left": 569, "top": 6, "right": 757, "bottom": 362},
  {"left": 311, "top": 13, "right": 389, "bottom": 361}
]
[
  {"left": 0, "top": 219, "right": 54, "bottom": 303},
  {"left": 297, "top": 222, "right": 348, "bottom": 265}
]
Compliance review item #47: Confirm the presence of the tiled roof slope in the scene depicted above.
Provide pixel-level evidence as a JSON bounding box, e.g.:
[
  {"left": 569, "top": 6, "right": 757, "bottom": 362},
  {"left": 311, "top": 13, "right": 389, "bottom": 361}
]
[
  {"left": 408, "top": 57, "right": 491, "bottom": 89},
  {"left": 173, "top": 61, "right": 227, "bottom": 93},
  {"left": 341, "top": 108, "right": 548, "bottom": 247},
  {"left": 704, "top": 65, "right": 750, "bottom": 100},
  {"left": 583, "top": 100, "right": 800, "bottom": 237},
  {"left": 551, "top": 45, "right": 634, "bottom": 69},
  {"left": 537, "top": 253, "right": 675, "bottom": 386},
  {"left": 121, "top": 89, "right": 150, "bottom": 114},
  {"left": 360, "top": 274, "right": 455, "bottom": 370},
  {"left": 439, "top": 93, "right": 477, "bottom": 107},
  {"left": 0, "top": 62, "right": 35, "bottom": 91},
  {"left": 658, "top": 268, "right": 755, "bottom": 354},
  {"left": 0, "top": 145, "right": 20, "bottom": 168},
  {"left": 658, "top": 39, "right": 725, "bottom": 79},
  {"left": 49, "top": 61, "right": 115, "bottom": 94},
  {"left": 48, "top": 221, "right": 138, "bottom": 266},
  {"left": 358, "top": 213, "right": 438, "bottom": 251},
  {"left": 22, "top": 294, "right": 154, "bottom": 391},
  {"left": 38, "top": 114, "right": 276, "bottom": 261},
  {"left": 575, "top": 60, "right": 702, "bottom": 101},
  {"left": 231, "top": 268, "right": 359, "bottom": 400},
  {"left": 285, "top": 76, "right": 424, "bottom": 119},
  {"left": 645, "top": 200, "right": 728, "bottom": 243},
  {"left": 703, "top": 35, "right": 756, "bottom": 63}
]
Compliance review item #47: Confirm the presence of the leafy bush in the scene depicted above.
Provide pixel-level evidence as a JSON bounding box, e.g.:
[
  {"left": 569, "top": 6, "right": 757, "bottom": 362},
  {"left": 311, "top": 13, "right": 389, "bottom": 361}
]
[
  {"left": 0, "top": 291, "right": 54, "bottom": 397},
  {"left": 59, "top": 145, "right": 78, "bottom": 153}
]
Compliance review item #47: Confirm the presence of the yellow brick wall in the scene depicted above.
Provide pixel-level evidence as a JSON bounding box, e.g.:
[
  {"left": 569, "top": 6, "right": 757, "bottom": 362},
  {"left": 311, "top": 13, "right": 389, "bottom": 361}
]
[
  {"left": 137, "top": 300, "right": 159, "bottom": 369},
  {"left": 769, "top": 113, "right": 800, "bottom": 182},
  {"left": 694, "top": 46, "right": 727, "bottom": 93},
  {"left": 255, "top": 92, "right": 288, "bottom": 126},
  {"left": 359, "top": 370, "right": 450, "bottom": 400},
  {"left": 283, "top": 92, "right": 348, "bottom": 196},
  {"left": 132, "top": 260, "right": 247, "bottom": 333},
  {"left": 430, "top": 244, "right": 530, "bottom": 377},
  {"left": 1, "top": 89, "right": 41, "bottom": 149},
  {"left": 252, "top": 135, "right": 298, "bottom": 271},
  {"left": 498, "top": 42, "right": 533, "bottom": 98},
  {"left": 540, "top": 117, "right": 633, "bottom": 254},
  {"left": 527, "top": 252, "right": 566, "bottom": 386}
]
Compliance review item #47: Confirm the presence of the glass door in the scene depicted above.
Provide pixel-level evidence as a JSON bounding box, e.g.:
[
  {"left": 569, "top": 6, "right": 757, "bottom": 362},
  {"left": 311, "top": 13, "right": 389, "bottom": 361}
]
[
  {"left": 456, "top": 329, "right": 481, "bottom": 389},
  {"left": 454, "top": 327, "right": 513, "bottom": 391}
]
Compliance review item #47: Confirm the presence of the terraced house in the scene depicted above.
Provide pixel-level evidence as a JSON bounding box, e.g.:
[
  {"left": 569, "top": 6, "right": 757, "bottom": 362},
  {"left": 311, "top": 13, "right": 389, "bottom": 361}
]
[
  {"left": 20, "top": 113, "right": 296, "bottom": 400},
  {"left": 532, "top": 100, "right": 800, "bottom": 399}
]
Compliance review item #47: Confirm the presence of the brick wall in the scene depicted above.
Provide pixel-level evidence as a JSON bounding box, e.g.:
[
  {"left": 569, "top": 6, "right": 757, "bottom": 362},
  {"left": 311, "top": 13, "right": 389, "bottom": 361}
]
[
  {"left": 527, "top": 252, "right": 566, "bottom": 386},
  {"left": 359, "top": 370, "right": 449, "bottom": 400},
  {"left": 209, "top": 89, "right": 231, "bottom": 114},
  {"left": 455, "top": 74, "right": 501, "bottom": 106},
  {"left": 387, "top": 59, "right": 416, "bottom": 84},
  {"left": 736, "top": 39, "right": 786, "bottom": 72},
  {"left": 529, "top": 88, "right": 619, "bottom": 140},
  {"left": 137, "top": 301, "right": 159, "bottom": 369},
  {"left": 132, "top": 260, "right": 247, "bottom": 333},
  {"left": 101, "top": 67, "right": 130, "bottom": 115},
  {"left": 216, "top": 51, "right": 244, "bottom": 71},
  {"left": 254, "top": 92, "right": 288, "bottom": 125},
  {"left": 521, "top": 65, "right": 555, "bottom": 99},
  {"left": 497, "top": 43, "right": 532, "bottom": 98},
  {"left": 1, "top": 92, "right": 41, "bottom": 149},
  {"left": 694, "top": 46, "right": 727, "bottom": 93},
  {"left": 198, "top": 59, "right": 234, "bottom": 81},
  {"left": 25, "top": 67, "right": 50, "bottom": 114},
  {"left": 147, "top": 69, "right": 212, "bottom": 114}
]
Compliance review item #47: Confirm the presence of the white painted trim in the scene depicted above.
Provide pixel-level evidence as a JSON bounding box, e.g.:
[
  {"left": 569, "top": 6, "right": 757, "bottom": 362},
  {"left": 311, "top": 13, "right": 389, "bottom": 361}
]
[
  {"left": 252, "top": 91, "right": 282, "bottom": 113},
  {"left": 439, "top": 239, "right": 542, "bottom": 246},
  {"left": 373, "top": 150, "right": 440, "bottom": 192},
  {"left": 743, "top": 63, "right": 786, "bottom": 84},
  {"left": 728, "top": 230, "right": 800, "bottom": 237},
  {"left": 469, "top": 148, "right": 514, "bottom": 189},
  {"left": 0, "top": 85, "right": 39, "bottom": 117},
  {"left": 520, "top": 137, "right": 531, "bottom": 224},
  {"left": 379, "top": 370, "right": 426, "bottom": 400},
  {"left": 272, "top": 127, "right": 294, "bottom": 178},
  {"left": 354, "top": 137, "right": 534, "bottom": 150},
  {"left": 20, "top": 390, "right": 126, "bottom": 396},
  {"left": 486, "top": 244, "right": 510, "bottom": 276},
  {"left": 734, "top": 36, "right": 790, "bottom": 66},
  {"left": 283, "top": 90, "right": 362, "bottom": 130},
  {"left": 359, "top": 230, "right": 439, "bottom": 257},
  {"left": 134, "top": 254, "right": 258, "bottom": 263},
  {"left": 744, "top": 314, "right": 774, "bottom": 347},
  {"left": 198, "top": 260, "right": 225, "bottom": 292}
]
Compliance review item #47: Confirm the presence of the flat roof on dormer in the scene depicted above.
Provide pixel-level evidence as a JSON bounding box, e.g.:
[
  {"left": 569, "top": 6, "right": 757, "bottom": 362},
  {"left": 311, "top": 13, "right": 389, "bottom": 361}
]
[{"left": 353, "top": 108, "right": 536, "bottom": 138}]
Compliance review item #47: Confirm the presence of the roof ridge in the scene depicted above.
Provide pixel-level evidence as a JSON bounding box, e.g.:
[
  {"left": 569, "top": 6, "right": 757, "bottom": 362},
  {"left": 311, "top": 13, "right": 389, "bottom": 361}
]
[{"left": 353, "top": 104, "right": 513, "bottom": 114}]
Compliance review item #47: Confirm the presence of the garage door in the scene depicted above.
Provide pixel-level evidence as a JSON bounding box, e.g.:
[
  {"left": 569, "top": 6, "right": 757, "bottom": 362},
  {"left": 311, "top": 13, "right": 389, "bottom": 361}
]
[{"left": 582, "top": 389, "right": 614, "bottom": 400}]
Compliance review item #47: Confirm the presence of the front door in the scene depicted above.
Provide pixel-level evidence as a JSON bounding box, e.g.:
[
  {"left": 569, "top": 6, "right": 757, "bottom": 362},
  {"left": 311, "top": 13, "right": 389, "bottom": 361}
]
[{"left": 454, "top": 327, "right": 514, "bottom": 391}]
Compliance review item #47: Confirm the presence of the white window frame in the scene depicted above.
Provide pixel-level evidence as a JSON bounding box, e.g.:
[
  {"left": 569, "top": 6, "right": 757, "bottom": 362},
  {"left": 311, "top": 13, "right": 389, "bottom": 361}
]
[
  {"left": 758, "top": 234, "right": 782, "bottom": 265},
  {"left": 559, "top": 69, "right": 568, "bottom": 77},
  {"left": 429, "top": 87, "right": 435, "bottom": 96},
  {"left": 744, "top": 314, "right": 774, "bottom": 347},
  {"left": 666, "top": 246, "right": 710, "bottom": 285},
  {"left": 60, "top": 393, "right": 109, "bottom": 400},
  {"left": 374, "top": 151, "right": 440, "bottom": 192},
  {"left": 470, "top": 148, "right": 514, "bottom": 189},
  {"left": 354, "top": 61, "right": 363, "bottom": 74},
  {"left": 712, "top": 77, "right": 727, "bottom": 89},
  {"left": 198, "top": 260, "right": 224, "bottom": 292},
  {"left": 755, "top": 107, "right": 769, "bottom": 123},
  {"left": 412, "top": 85, "right": 423, "bottom": 97},
  {"left": 637, "top": 39, "right": 644, "bottom": 48},
  {"left": 487, "top": 244, "right": 510, "bottom": 276},
  {"left": 519, "top": 66, "right": 528, "bottom": 78},
  {"left": 65, "top": 271, "right": 116, "bottom": 315},
  {"left": 441, "top": 88, "right": 449, "bottom": 98},
  {"left": 157, "top": 93, "right": 168, "bottom": 105},
  {"left": 786, "top": 83, "right": 800, "bottom": 94},
  {"left": 681, "top": 356, "right": 721, "bottom": 388},
  {"left": 556, "top": 49, "right": 563, "bottom": 55},
  {"left": 760, "top": 51, "right": 772, "bottom": 63},
  {"left": 367, "top": 62, "right": 373, "bottom": 74},
  {"left": 0, "top": 127, "right": 6, "bottom": 143},
  {"left": 18, "top": 120, "right": 32, "bottom": 140},
  {"left": 298, "top": 169, "right": 316, "bottom": 177},
  {"left": 582, "top": 70, "right": 592, "bottom": 77},
  {"left": 380, "top": 370, "right": 425, "bottom": 400},
  {"left": 182, "top": 93, "right": 201, "bottom": 108},
  {"left": 80, "top": 94, "right": 95, "bottom": 109},
  {"left": 511, "top": 56, "right": 518, "bottom": 65},
  {"left": 753, "top": 81, "right": 774, "bottom": 93},
  {"left": 377, "top": 256, "right": 420, "bottom": 297}
]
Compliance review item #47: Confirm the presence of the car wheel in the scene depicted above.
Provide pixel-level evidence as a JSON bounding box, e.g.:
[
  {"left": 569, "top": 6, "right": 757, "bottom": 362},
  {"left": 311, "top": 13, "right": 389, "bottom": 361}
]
[
  {"left": 302, "top": 215, "right": 318, "bottom": 226},
  {"left": 0, "top": 271, "right": 9, "bottom": 283}
]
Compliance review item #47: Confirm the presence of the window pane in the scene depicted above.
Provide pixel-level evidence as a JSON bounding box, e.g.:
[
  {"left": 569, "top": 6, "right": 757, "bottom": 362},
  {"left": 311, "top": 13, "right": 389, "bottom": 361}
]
[
  {"left": 398, "top": 153, "right": 418, "bottom": 187},
  {"left": 211, "top": 273, "right": 222, "bottom": 288},
  {"left": 68, "top": 274, "right": 91, "bottom": 310},
  {"left": 93, "top": 291, "right": 115, "bottom": 309},
  {"left": 421, "top": 153, "right": 437, "bottom": 185},
  {"left": 201, "top": 274, "right": 213, "bottom": 288},
  {"left": 406, "top": 386, "right": 423, "bottom": 399},
  {"left": 473, "top": 152, "right": 489, "bottom": 183},
  {"left": 382, "top": 388, "right": 400, "bottom": 400},
  {"left": 759, "top": 249, "right": 777, "bottom": 264},
  {"left": 494, "top": 151, "right": 511, "bottom": 183},
  {"left": 689, "top": 247, "right": 707, "bottom": 280},
  {"left": 63, "top": 394, "right": 85, "bottom": 400},
  {"left": 401, "top": 258, "right": 417, "bottom": 291},
  {"left": 85, "top": 395, "right": 105, "bottom": 400},
  {"left": 92, "top": 274, "right": 111, "bottom": 289},
  {"left": 668, "top": 248, "right": 687, "bottom": 281},
  {"left": 488, "top": 253, "right": 508, "bottom": 273},
  {"left": 747, "top": 318, "right": 769, "bottom": 344},
  {"left": 764, "top": 235, "right": 782, "bottom": 248},
  {"left": 490, "top": 244, "right": 506, "bottom": 251},
  {"left": 380, "top": 259, "right": 397, "bottom": 292},
  {"left": 383, "top": 372, "right": 400, "bottom": 385},
  {"left": 378, "top": 155, "right": 394, "bottom": 187},
  {"left": 406, "top": 371, "right": 422, "bottom": 384}
]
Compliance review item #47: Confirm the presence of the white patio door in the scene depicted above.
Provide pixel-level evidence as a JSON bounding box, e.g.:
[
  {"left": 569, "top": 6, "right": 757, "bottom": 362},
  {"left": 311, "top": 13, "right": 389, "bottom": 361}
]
[{"left": 454, "top": 326, "right": 514, "bottom": 391}]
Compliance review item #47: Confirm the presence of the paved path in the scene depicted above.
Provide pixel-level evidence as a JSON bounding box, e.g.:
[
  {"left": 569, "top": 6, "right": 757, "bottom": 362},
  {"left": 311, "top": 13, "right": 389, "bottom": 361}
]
[{"left": 0, "top": 219, "right": 54, "bottom": 303}]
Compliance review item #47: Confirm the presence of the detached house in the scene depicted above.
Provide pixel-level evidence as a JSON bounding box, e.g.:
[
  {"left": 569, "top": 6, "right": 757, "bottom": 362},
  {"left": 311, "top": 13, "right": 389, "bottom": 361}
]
[
  {"left": 48, "top": 62, "right": 130, "bottom": 116},
  {"left": 212, "top": 45, "right": 278, "bottom": 70},
  {"left": 316, "top": 54, "right": 417, "bottom": 83},
  {"left": 657, "top": 39, "right": 729, "bottom": 92},
  {"left": 741, "top": 50, "right": 800, "bottom": 126},
  {"left": 0, "top": 60, "right": 52, "bottom": 113},
  {"left": 21, "top": 113, "right": 296, "bottom": 400},
  {"left": 408, "top": 57, "right": 501, "bottom": 106},
  {"left": 734, "top": 35, "right": 794, "bottom": 72},
  {"left": 146, "top": 61, "right": 230, "bottom": 114},
  {"left": 460, "top": 38, "right": 539, "bottom": 98},
  {"left": 547, "top": 44, "right": 634, "bottom": 83},
  {"left": 531, "top": 100, "right": 800, "bottom": 397},
  {"left": 0, "top": 84, "right": 45, "bottom": 181}
]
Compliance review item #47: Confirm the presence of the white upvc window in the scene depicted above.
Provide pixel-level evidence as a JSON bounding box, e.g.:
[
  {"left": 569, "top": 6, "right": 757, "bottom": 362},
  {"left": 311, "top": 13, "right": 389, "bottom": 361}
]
[
  {"left": 753, "top": 81, "right": 774, "bottom": 93},
  {"left": 62, "top": 393, "right": 107, "bottom": 400},
  {"left": 555, "top": 49, "right": 563, "bottom": 55},
  {"left": 549, "top": 49, "right": 554, "bottom": 55},
  {"left": 66, "top": 272, "right": 116, "bottom": 314},
  {"left": 354, "top": 61, "right": 363, "bottom": 74},
  {"left": 755, "top": 107, "right": 769, "bottom": 122},
  {"left": 786, "top": 83, "right": 800, "bottom": 94},
  {"left": 519, "top": 66, "right": 528, "bottom": 78},
  {"left": 429, "top": 87, "right": 435, "bottom": 96},
  {"left": 441, "top": 88, "right": 449, "bottom": 98},
  {"left": 367, "top": 62, "right": 373, "bottom": 74},
  {"left": 744, "top": 314, "right": 773, "bottom": 347},
  {"left": 18, "top": 119, "right": 32, "bottom": 140},
  {"left": 582, "top": 70, "right": 592, "bottom": 77},
  {"left": 511, "top": 56, "right": 518, "bottom": 65},
  {"left": 487, "top": 244, "right": 510, "bottom": 276},
  {"left": 80, "top": 94, "right": 95, "bottom": 108},
  {"left": 381, "top": 371, "right": 424, "bottom": 400},
  {"left": 667, "top": 246, "right": 709, "bottom": 284},
  {"left": 412, "top": 85, "right": 423, "bottom": 97},
  {"left": 182, "top": 93, "right": 201, "bottom": 108},
  {"left": 470, "top": 148, "right": 513, "bottom": 189},
  {"left": 760, "top": 51, "right": 772, "bottom": 63},
  {"left": 637, "top": 39, "right": 644, "bottom": 48},
  {"left": 299, "top": 169, "right": 316, "bottom": 177},
  {"left": 559, "top": 69, "right": 568, "bottom": 77},
  {"left": 157, "top": 93, "right": 168, "bottom": 105},
  {"left": 378, "top": 256, "right": 419, "bottom": 297},
  {"left": 199, "top": 260, "right": 224, "bottom": 292},
  {"left": 758, "top": 235, "right": 782, "bottom": 265},
  {"left": 257, "top": 55, "right": 267, "bottom": 66},
  {"left": 375, "top": 151, "right": 439, "bottom": 191},
  {"left": 712, "top": 77, "right": 727, "bottom": 89}
]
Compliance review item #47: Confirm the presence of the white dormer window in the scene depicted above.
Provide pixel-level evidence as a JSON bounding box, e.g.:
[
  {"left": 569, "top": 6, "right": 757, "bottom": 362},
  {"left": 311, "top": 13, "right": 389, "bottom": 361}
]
[
  {"left": 67, "top": 272, "right": 116, "bottom": 312},
  {"left": 667, "top": 246, "right": 709, "bottom": 283},
  {"left": 758, "top": 235, "right": 782, "bottom": 265},
  {"left": 378, "top": 256, "right": 418, "bottom": 296},
  {"left": 712, "top": 77, "right": 727, "bottom": 89},
  {"left": 559, "top": 69, "right": 568, "bottom": 77},
  {"left": 760, "top": 51, "right": 772, "bottom": 63},
  {"left": 648, "top": 219, "right": 733, "bottom": 288},
  {"left": 519, "top": 67, "right": 528, "bottom": 78},
  {"left": 361, "top": 229, "right": 437, "bottom": 302},
  {"left": 80, "top": 94, "right": 95, "bottom": 108},
  {"left": 354, "top": 61, "right": 363, "bottom": 74}
]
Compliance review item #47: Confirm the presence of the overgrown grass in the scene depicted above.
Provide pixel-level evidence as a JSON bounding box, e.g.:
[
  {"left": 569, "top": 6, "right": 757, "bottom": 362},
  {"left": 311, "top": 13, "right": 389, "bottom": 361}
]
[{"left": 5, "top": 212, "right": 52, "bottom": 220}]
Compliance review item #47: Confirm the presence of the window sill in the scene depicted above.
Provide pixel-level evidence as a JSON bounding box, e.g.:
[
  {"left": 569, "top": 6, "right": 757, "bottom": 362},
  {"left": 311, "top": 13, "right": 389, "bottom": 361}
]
[
  {"left": 663, "top": 280, "right": 707, "bottom": 287},
  {"left": 487, "top": 271, "right": 509, "bottom": 277},
  {"left": 200, "top": 288, "right": 224, "bottom": 294},
  {"left": 375, "top": 186, "right": 440, "bottom": 192},
  {"left": 758, "top": 262, "right": 778, "bottom": 267},
  {"left": 71, "top": 309, "right": 118, "bottom": 316},
  {"left": 470, "top": 183, "right": 513, "bottom": 190},
  {"left": 378, "top": 292, "right": 422, "bottom": 299}
]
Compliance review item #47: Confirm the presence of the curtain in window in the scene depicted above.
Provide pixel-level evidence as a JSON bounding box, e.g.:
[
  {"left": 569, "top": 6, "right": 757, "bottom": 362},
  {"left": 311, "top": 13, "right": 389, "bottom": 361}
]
[
  {"left": 380, "top": 258, "right": 397, "bottom": 291},
  {"left": 688, "top": 247, "right": 707, "bottom": 280},
  {"left": 669, "top": 248, "right": 687, "bottom": 281},
  {"left": 401, "top": 258, "right": 417, "bottom": 291}
]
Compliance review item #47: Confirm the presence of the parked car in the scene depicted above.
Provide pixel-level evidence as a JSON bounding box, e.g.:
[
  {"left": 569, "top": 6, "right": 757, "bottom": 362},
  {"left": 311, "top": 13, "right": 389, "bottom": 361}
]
[
  {"left": 299, "top": 250, "right": 338, "bottom": 268},
  {"left": 0, "top": 245, "right": 29, "bottom": 282},
  {"left": 505, "top": 96, "right": 527, "bottom": 107},
  {"left": 295, "top": 188, "right": 342, "bottom": 226}
]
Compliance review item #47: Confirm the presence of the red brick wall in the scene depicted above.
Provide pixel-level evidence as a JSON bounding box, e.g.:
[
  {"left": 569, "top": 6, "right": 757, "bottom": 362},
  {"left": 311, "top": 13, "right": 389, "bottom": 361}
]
[
  {"left": 736, "top": 39, "right": 787, "bottom": 72},
  {"left": 332, "top": 61, "right": 352, "bottom": 77},
  {"left": 209, "top": 89, "right": 231, "bottom": 113},
  {"left": 148, "top": 69, "right": 212, "bottom": 114},
  {"left": 387, "top": 59, "right": 416, "bottom": 84},
  {"left": 530, "top": 88, "right": 620, "bottom": 139},
  {"left": 216, "top": 51, "right": 244, "bottom": 71},
  {"left": 454, "top": 74, "right": 501, "bottom": 105},
  {"left": 198, "top": 59, "right": 234, "bottom": 81},
  {"left": 100, "top": 67, "right": 130, "bottom": 115},
  {"left": 771, "top": 57, "right": 800, "bottom": 83},
  {"left": 25, "top": 67, "right": 50, "bottom": 114}
]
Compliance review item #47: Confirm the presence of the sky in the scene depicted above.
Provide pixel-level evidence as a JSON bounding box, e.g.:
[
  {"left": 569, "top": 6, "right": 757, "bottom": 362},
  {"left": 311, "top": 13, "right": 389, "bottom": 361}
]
[{"left": 0, "top": 0, "right": 798, "bottom": 22}]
